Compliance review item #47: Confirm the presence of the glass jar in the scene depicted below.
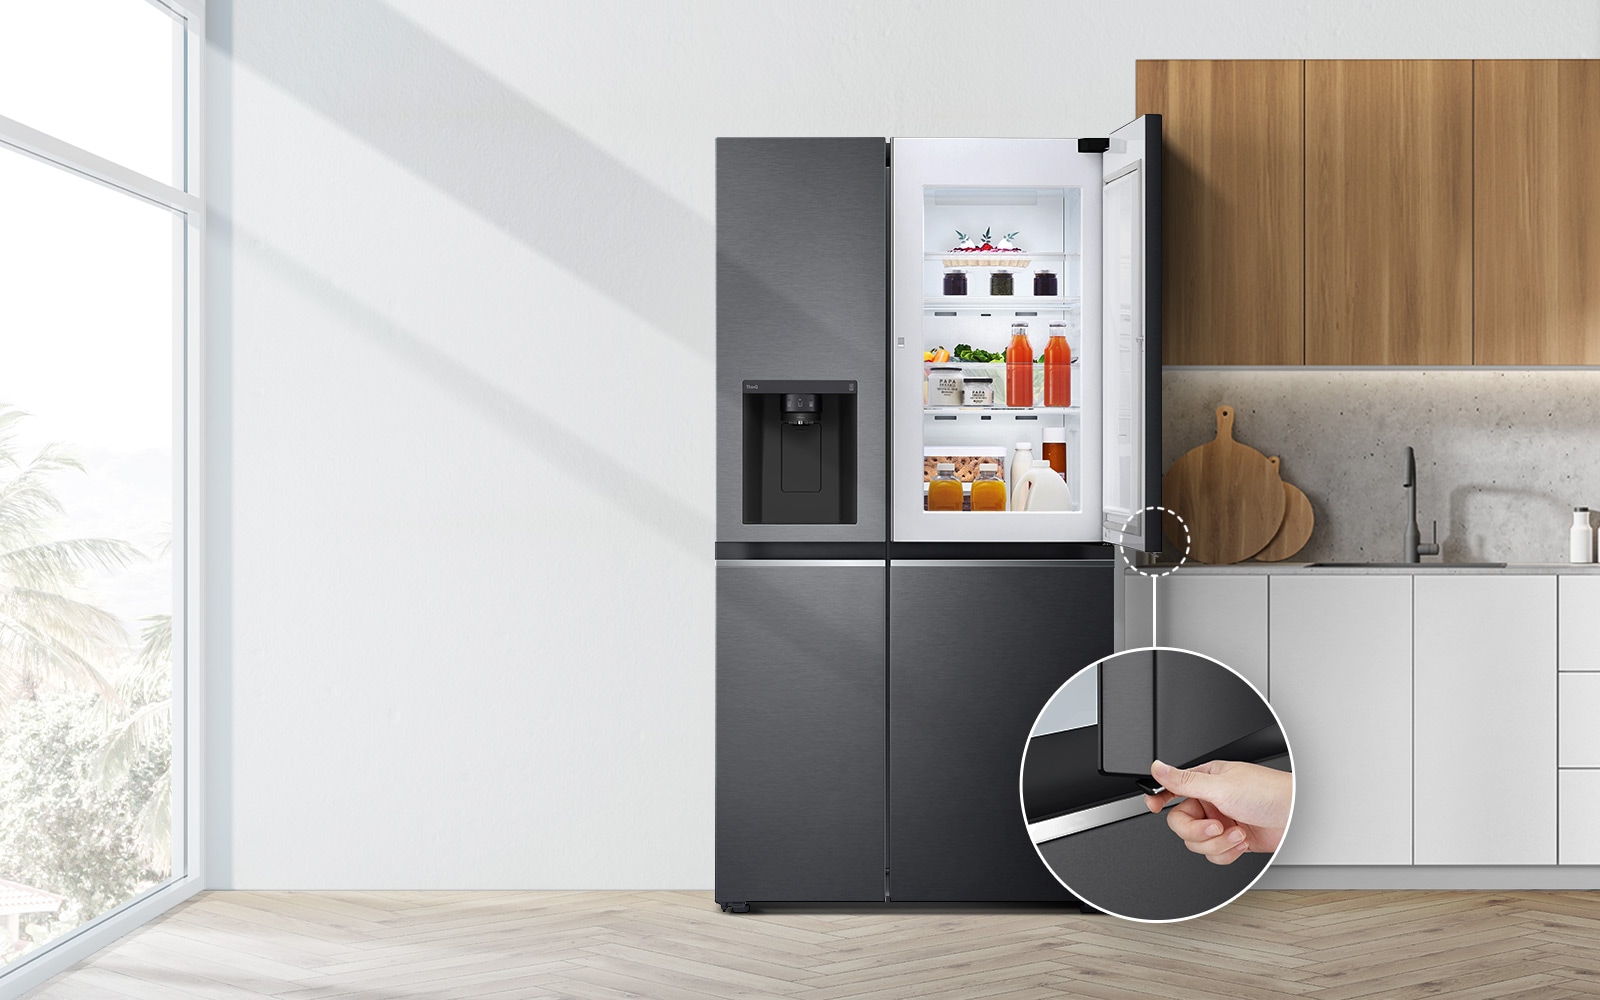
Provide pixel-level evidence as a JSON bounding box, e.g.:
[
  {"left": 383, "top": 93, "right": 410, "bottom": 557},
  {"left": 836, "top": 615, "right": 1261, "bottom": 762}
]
[
  {"left": 961, "top": 377, "right": 994, "bottom": 407},
  {"left": 990, "top": 270, "right": 1014, "bottom": 296},
  {"left": 927, "top": 366, "right": 963, "bottom": 406},
  {"left": 1033, "top": 270, "right": 1058, "bottom": 296},
  {"left": 943, "top": 270, "right": 968, "bottom": 296}
]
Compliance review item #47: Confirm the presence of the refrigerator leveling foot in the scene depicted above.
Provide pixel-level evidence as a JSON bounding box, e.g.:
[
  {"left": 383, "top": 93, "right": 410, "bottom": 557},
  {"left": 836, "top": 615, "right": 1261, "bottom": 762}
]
[{"left": 720, "top": 902, "right": 752, "bottom": 913}]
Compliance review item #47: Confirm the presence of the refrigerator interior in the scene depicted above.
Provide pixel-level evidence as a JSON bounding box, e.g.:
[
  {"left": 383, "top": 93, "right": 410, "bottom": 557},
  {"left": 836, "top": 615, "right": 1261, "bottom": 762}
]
[{"left": 892, "top": 140, "right": 1105, "bottom": 542}]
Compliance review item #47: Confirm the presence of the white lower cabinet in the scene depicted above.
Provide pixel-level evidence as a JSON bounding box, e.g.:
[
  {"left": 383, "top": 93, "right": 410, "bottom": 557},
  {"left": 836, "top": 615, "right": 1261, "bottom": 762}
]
[
  {"left": 1270, "top": 576, "right": 1413, "bottom": 865},
  {"left": 1559, "top": 674, "right": 1600, "bottom": 766},
  {"left": 1414, "top": 576, "right": 1556, "bottom": 865},
  {"left": 1559, "top": 576, "right": 1600, "bottom": 672},
  {"left": 1559, "top": 771, "right": 1600, "bottom": 864},
  {"left": 1161, "top": 575, "right": 1270, "bottom": 698},
  {"left": 1120, "top": 574, "right": 1269, "bottom": 696}
]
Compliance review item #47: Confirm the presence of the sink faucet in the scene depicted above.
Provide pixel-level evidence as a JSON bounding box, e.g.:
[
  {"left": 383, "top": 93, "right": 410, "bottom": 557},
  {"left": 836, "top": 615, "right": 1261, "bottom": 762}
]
[{"left": 1404, "top": 446, "right": 1440, "bottom": 563}]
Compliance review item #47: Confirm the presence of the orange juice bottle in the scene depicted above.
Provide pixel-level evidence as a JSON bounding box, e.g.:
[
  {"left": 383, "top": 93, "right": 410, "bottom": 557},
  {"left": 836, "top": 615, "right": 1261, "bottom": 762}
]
[
  {"left": 1005, "top": 322, "right": 1034, "bottom": 407},
  {"left": 970, "top": 464, "right": 1006, "bottom": 511},
  {"left": 927, "top": 463, "right": 962, "bottom": 511},
  {"left": 1043, "top": 321, "right": 1072, "bottom": 407}
]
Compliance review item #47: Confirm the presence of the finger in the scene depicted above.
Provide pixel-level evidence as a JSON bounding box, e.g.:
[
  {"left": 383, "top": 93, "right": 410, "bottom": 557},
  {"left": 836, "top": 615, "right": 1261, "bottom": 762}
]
[
  {"left": 1144, "top": 789, "right": 1180, "bottom": 813},
  {"left": 1182, "top": 825, "right": 1249, "bottom": 858},
  {"left": 1168, "top": 796, "right": 1207, "bottom": 822},
  {"left": 1207, "top": 842, "right": 1250, "bottom": 865},
  {"left": 1166, "top": 804, "right": 1227, "bottom": 843},
  {"left": 1151, "top": 759, "right": 1226, "bottom": 803}
]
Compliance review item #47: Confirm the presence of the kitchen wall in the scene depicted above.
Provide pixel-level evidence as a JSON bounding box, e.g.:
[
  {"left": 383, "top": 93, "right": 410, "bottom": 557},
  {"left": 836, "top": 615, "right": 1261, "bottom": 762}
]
[
  {"left": 205, "top": 0, "right": 1600, "bottom": 888},
  {"left": 1164, "top": 371, "right": 1600, "bottom": 564}
]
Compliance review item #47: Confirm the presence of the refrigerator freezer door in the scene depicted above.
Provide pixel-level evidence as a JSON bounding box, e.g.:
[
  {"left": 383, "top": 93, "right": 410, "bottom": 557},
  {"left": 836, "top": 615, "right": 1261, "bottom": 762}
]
[
  {"left": 887, "top": 559, "right": 1113, "bottom": 901},
  {"left": 717, "top": 138, "right": 887, "bottom": 543},
  {"left": 716, "top": 561, "right": 886, "bottom": 904},
  {"left": 1100, "top": 115, "right": 1163, "bottom": 551}
]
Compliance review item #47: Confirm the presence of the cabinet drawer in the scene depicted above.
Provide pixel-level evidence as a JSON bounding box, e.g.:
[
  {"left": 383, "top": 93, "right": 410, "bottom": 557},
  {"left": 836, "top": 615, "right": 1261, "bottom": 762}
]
[
  {"left": 1561, "top": 673, "right": 1600, "bottom": 766},
  {"left": 1560, "top": 770, "right": 1600, "bottom": 864},
  {"left": 1559, "top": 576, "right": 1600, "bottom": 671}
]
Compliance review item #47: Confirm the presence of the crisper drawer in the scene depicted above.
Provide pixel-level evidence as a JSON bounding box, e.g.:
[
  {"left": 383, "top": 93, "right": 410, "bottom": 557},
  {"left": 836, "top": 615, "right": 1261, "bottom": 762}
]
[
  {"left": 1560, "top": 770, "right": 1600, "bottom": 864},
  {"left": 1560, "top": 673, "right": 1600, "bottom": 766}
]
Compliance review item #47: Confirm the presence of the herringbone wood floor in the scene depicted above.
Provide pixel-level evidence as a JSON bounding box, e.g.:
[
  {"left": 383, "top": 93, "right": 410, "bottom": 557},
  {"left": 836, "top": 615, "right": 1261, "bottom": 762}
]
[{"left": 19, "top": 890, "right": 1600, "bottom": 999}]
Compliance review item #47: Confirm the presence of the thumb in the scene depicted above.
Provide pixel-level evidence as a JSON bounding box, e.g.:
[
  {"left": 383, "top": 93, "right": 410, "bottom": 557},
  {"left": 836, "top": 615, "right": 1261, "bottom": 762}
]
[{"left": 1151, "top": 760, "right": 1223, "bottom": 801}]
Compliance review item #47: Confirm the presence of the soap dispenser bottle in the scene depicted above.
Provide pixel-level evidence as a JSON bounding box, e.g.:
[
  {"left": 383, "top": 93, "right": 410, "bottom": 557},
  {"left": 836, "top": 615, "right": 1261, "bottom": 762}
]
[{"left": 1571, "top": 507, "right": 1594, "bottom": 564}]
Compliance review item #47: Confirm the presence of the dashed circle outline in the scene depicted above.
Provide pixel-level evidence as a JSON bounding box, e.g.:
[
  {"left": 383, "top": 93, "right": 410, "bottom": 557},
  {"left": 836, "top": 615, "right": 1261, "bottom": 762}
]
[{"left": 1118, "top": 505, "right": 1189, "bottom": 578}]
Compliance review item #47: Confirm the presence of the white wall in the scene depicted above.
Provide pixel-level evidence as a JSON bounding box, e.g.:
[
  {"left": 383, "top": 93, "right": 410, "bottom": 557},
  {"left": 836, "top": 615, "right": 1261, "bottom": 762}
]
[{"left": 203, "top": 0, "right": 1600, "bottom": 888}]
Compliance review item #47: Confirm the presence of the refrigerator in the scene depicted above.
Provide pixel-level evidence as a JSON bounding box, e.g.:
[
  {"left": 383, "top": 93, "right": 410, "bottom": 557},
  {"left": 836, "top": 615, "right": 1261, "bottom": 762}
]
[{"left": 715, "top": 122, "right": 1162, "bottom": 909}]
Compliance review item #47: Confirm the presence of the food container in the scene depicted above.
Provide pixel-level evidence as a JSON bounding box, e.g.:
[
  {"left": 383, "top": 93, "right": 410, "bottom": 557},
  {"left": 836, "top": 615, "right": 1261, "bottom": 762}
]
[
  {"left": 962, "top": 377, "right": 994, "bottom": 407},
  {"left": 1033, "top": 270, "right": 1058, "bottom": 296},
  {"left": 991, "top": 270, "right": 1014, "bottom": 296},
  {"left": 927, "top": 366, "right": 963, "bottom": 406},
  {"left": 942, "top": 270, "right": 968, "bottom": 296}
]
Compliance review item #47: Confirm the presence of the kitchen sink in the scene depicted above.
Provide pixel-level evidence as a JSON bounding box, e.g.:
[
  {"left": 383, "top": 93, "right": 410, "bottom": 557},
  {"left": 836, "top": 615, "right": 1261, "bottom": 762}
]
[{"left": 1306, "top": 562, "right": 1507, "bottom": 569}]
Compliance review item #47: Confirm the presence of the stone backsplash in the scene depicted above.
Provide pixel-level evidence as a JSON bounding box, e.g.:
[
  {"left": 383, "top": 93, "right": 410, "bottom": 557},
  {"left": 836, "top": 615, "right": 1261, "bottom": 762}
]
[{"left": 1162, "top": 370, "right": 1600, "bottom": 564}]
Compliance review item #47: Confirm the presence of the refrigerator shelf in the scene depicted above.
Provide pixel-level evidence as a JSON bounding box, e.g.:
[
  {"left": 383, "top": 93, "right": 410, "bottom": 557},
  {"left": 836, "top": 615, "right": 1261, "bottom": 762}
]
[
  {"left": 924, "top": 296, "right": 1081, "bottom": 311},
  {"left": 925, "top": 251, "right": 1081, "bottom": 264},
  {"left": 924, "top": 405, "right": 1079, "bottom": 415}
]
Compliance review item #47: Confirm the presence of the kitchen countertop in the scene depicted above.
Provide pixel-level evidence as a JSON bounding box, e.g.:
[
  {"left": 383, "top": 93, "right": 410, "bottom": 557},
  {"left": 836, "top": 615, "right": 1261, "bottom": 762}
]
[{"left": 1133, "top": 562, "right": 1600, "bottom": 576}]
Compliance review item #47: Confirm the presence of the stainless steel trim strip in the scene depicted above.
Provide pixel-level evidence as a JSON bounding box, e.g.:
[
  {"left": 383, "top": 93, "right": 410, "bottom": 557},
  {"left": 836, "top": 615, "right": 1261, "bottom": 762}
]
[
  {"left": 1027, "top": 794, "right": 1151, "bottom": 844},
  {"left": 715, "top": 560, "right": 887, "bottom": 568},
  {"left": 890, "top": 560, "right": 1115, "bottom": 568}
]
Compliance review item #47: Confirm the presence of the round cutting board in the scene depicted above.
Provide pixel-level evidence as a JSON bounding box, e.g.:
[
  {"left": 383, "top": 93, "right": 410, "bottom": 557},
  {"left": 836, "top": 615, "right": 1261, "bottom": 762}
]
[
  {"left": 1254, "top": 457, "right": 1315, "bottom": 562},
  {"left": 1161, "top": 405, "right": 1285, "bottom": 565}
]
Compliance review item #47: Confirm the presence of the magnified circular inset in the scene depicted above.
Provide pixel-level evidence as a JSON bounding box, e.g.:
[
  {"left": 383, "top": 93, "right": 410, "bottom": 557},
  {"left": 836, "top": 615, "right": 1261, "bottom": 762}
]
[{"left": 1018, "top": 646, "right": 1294, "bottom": 922}]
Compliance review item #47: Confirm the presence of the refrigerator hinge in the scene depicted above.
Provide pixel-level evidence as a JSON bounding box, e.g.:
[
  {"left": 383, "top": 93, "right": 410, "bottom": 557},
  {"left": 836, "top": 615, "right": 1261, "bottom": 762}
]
[
  {"left": 1078, "top": 137, "right": 1110, "bottom": 153},
  {"left": 884, "top": 868, "right": 892, "bottom": 901}
]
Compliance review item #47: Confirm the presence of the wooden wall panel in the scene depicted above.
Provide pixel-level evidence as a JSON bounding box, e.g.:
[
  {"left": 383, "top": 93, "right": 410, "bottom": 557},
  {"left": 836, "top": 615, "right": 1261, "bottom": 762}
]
[
  {"left": 1137, "top": 60, "right": 1305, "bottom": 365},
  {"left": 1304, "top": 61, "right": 1473, "bottom": 365},
  {"left": 1475, "top": 60, "right": 1600, "bottom": 365}
]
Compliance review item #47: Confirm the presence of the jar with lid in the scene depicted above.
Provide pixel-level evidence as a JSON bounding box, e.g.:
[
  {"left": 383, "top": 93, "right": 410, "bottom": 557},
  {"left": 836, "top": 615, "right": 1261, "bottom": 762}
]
[
  {"left": 1033, "top": 270, "right": 1058, "bottom": 296},
  {"left": 928, "top": 463, "right": 962, "bottom": 512},
  {"left": 990, "top": 270, "right": 1014, "bottom": 296},
  {"left": 927, "top": 366, "right": 963, "bottom": 406},
  {"left": 961, "top": 376, "right": 993, "bottom": 407},
  {"left": 942, "top": 270, "right": 968, "bottom": 296}
]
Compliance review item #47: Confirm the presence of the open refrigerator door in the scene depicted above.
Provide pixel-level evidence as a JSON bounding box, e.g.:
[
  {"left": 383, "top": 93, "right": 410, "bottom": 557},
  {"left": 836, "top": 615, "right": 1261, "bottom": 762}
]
[{"left": 1099, "top": 116, "right": 1163, "bottom": 552}]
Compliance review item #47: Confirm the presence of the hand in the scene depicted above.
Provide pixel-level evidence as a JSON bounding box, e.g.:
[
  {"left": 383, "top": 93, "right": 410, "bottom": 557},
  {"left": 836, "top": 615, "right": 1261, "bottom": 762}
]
[{"left": 1142, "top": 759, "right": 1293, "bottom": 865}]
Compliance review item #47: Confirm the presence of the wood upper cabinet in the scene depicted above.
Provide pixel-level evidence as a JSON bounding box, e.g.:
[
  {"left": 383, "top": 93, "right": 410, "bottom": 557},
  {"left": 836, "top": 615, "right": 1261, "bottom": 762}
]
[
  {"left": 1136, "top": 60, "right": 1304, "bottom": 365},
  {"left": 1475, "top": 61, "right": 1600, "bottom": 365},
  {"left": 1304, "top": 61, "right": 1474, "bottom": 365}
]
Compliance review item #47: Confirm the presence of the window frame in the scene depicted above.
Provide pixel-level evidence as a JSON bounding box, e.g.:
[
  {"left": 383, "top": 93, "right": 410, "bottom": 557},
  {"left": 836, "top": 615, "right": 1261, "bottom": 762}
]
[{"left": 0, "top": 1, "right": 204, "bottom": 993}]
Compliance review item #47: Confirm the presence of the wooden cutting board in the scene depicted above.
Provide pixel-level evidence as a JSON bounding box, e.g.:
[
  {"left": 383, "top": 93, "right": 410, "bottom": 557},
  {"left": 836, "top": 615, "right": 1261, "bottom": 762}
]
[
  {"left": 1254, "top": 457, "right": 1315, "bottom": 562},
  {"left": 1161, "top": 405, "right": 1285, "bottom": 564}
]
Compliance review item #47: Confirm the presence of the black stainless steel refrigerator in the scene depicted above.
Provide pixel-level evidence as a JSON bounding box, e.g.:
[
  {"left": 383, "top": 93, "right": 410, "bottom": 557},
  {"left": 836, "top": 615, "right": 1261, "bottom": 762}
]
[{"left": 716, "top": 124, "right": 1162, "bottom": 909}]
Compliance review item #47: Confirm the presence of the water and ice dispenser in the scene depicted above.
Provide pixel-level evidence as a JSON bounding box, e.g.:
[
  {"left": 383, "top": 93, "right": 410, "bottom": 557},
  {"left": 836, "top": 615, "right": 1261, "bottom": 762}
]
[{"left": 741, "top": 379, "right": 858, "bottom": 524}]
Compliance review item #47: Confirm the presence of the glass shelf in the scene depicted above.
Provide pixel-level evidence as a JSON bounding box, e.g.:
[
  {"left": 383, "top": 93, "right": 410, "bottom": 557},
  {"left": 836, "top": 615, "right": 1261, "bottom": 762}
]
[
  {"left": 924, "top": 251, "right": 1081, "bottom": 263},
  {"left": 925, "top": 405, "right": 1079, "bottom": 414},
  {"left": 926, "top": 296, "right": 1080, "bottom": 311}
]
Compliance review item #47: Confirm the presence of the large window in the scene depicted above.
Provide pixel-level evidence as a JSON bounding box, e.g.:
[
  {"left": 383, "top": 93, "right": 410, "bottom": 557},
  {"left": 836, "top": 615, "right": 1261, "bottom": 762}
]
[{"left": 0, "top": 0, "right": 200, "bottom": 983}]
